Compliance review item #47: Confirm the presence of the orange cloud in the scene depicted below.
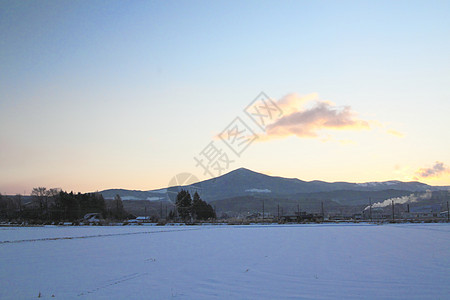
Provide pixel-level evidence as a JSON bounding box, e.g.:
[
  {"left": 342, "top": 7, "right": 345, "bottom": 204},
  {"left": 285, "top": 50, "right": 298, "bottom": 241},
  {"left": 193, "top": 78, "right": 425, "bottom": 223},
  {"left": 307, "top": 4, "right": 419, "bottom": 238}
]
[
  {"left": 276, "top": 93, "right": 318, "bottom": 114},
  {"left": 262, "top": 94, "right": 370, "bottom": 140}
]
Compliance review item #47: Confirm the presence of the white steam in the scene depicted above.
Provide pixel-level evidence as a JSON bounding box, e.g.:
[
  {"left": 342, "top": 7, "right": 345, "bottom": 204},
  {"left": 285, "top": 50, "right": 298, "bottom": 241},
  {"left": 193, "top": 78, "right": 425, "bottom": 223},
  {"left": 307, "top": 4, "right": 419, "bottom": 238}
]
[{"left": 364, "top": 190, "right": 432, "bottom": 211}]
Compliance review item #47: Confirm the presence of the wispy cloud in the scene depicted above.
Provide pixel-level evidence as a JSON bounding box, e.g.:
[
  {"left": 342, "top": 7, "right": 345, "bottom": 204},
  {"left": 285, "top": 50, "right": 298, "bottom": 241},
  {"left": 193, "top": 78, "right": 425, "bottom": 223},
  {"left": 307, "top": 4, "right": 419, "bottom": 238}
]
[
  {"left": 416, "top": 161, "right": 450, "bottom": 178},
  {"left": 387, "top": 129, "right": 404, "bottom": 138},
  {"left": 260, "top": 93, "right": 370, "bottom": 140}
]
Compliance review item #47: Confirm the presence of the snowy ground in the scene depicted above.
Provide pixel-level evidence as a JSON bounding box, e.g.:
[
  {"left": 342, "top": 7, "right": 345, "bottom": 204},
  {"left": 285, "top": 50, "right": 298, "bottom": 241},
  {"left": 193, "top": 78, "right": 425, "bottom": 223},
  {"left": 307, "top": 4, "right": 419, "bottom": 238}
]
[{"left": 0, "top": 223, "right": 449, "bottom": 299}]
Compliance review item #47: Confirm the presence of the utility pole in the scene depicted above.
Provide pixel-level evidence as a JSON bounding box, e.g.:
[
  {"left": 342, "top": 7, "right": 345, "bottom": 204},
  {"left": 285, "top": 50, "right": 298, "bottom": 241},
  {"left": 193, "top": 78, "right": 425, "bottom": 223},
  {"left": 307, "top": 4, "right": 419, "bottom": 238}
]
[
  {"left": 277, "top": 204, "right": 280, "bottom": 221},
  {"left": 262, "top": 200, "right": 265, "bottom": 222},
  {"left": 321, "top": 201, "right": 324, "bottom": 218},
  {"left": 392, "top": 200, "right": 395, "bottom": 221},
  {"left": 369, "top": 197, "right": 372, "bottom": 222},
  {"left": 160, "top": 201, "right": 163, "bottom": 218},
  {"left": 297, "top": 202, "right": 300, "bottom": 223},
  {"left": 447, "top": 201, "right": 449, "bottom": 223}
]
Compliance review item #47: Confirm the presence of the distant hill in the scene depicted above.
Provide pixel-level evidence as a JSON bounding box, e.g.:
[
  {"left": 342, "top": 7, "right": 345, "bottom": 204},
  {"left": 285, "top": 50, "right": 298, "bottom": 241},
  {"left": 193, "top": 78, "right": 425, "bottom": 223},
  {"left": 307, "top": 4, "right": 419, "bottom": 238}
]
[
  {"left": 99, "top": 168, "right": 449, "bottom": 208},
  {"left": 100, "top": 188, "right": 167, "bottom": 201}
]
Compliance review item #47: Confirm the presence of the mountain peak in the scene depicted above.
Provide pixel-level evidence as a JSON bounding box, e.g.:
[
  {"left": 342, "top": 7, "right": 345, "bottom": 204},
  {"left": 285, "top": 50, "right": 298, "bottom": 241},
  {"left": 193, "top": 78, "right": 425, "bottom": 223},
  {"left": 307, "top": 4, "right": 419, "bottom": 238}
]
[
  {"left": 231, "top": 167, "right": 257, "bottom": 174},
  {"left": 219, "top": 167, "right": 269, "bottom": 179}
]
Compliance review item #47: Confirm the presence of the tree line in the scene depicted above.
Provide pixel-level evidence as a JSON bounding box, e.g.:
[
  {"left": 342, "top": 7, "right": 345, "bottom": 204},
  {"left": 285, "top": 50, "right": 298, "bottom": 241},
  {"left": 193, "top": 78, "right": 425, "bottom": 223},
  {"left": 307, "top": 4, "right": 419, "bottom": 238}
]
[
  {"left": 0, "top": 187, "right": 128, "bottom": 223},
  {"left": 1, "top": 188, "right": 216, "bottom": 224}
]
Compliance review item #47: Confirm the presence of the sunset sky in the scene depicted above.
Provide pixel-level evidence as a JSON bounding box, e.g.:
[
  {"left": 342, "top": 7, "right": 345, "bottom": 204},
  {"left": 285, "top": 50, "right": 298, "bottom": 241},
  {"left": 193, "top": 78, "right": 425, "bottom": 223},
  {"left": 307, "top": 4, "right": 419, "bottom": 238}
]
[{"left": 1, "top": 0, "right": 449, "bottom": 195}]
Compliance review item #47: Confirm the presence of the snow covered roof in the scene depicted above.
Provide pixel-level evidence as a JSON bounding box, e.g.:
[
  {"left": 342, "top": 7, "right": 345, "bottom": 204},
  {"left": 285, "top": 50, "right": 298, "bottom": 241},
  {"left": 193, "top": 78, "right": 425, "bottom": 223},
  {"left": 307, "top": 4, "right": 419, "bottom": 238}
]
[{"left": 83, "top": 213, "right": 101, "bottom": 219}]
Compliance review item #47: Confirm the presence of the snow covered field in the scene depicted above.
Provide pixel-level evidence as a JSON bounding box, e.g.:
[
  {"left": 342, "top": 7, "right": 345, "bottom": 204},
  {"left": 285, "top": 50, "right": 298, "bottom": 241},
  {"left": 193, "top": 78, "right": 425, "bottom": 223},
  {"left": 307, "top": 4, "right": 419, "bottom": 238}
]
[{"left": 0, "top": 223, "right": 449, "bottom": 299}]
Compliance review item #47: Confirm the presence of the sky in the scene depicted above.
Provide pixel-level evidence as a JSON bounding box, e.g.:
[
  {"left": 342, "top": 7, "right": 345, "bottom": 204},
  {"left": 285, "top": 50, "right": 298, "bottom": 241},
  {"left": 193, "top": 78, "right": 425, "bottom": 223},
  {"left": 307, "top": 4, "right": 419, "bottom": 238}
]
[{"left": 1, "top": 0, "right": 449, "bottom": 195}]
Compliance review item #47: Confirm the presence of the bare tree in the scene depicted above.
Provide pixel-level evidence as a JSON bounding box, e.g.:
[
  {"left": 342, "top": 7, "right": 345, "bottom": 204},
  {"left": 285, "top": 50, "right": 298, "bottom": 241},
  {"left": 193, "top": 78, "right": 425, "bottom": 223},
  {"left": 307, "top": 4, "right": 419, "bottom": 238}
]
[
  {"left": 46, "top": 188, "right": 61, "bottom": 219},
  {"left": 31, "top": 187, "right": 47, "bottom": 216},
  {"left": 47, "top": 188, "right": 61, "bottom": 198}
]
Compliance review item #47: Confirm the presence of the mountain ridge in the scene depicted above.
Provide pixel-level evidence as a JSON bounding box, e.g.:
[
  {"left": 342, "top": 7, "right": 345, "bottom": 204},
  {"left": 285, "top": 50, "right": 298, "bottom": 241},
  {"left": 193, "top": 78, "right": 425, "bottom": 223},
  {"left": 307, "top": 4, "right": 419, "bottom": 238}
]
[{"left": 99, "top": 167, "right": 449, "bottom": 202}]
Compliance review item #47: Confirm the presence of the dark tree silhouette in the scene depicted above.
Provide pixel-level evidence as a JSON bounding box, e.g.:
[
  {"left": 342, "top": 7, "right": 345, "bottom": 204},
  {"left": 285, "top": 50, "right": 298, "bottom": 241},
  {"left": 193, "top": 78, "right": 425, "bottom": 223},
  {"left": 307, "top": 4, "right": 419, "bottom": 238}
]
[
  {"left": 174, "top": 191, "right": 215, "bottom": 222},
  {"left": 176, "top": 190, "right": 192, "bottom": 220},
  {"left": 191, "top": 192, "right": 215, "bottom": 220}
]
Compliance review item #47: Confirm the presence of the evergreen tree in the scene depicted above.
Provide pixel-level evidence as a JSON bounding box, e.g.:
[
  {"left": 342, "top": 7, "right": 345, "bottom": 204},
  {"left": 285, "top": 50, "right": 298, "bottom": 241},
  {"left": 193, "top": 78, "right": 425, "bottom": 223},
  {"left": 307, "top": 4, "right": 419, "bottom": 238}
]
[
  {"left": 0, "top": 193, "right": 6, "bottom": 219},
  {"left": 192, "top": 191, "right": 202, "bottom": 220},
  {"left": 175, "top": 190, "right": 192, "bottom": 220},
  {"left": 191, "top": 192, "right": 216, "bottom": 220}
]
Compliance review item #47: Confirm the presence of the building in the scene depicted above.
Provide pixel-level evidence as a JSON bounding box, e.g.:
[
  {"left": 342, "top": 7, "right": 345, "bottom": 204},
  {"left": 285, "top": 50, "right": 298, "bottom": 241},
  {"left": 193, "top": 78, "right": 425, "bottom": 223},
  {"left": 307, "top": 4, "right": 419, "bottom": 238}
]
[{"left": 403, "top": 204, "right": 442, "bottom": 220}]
